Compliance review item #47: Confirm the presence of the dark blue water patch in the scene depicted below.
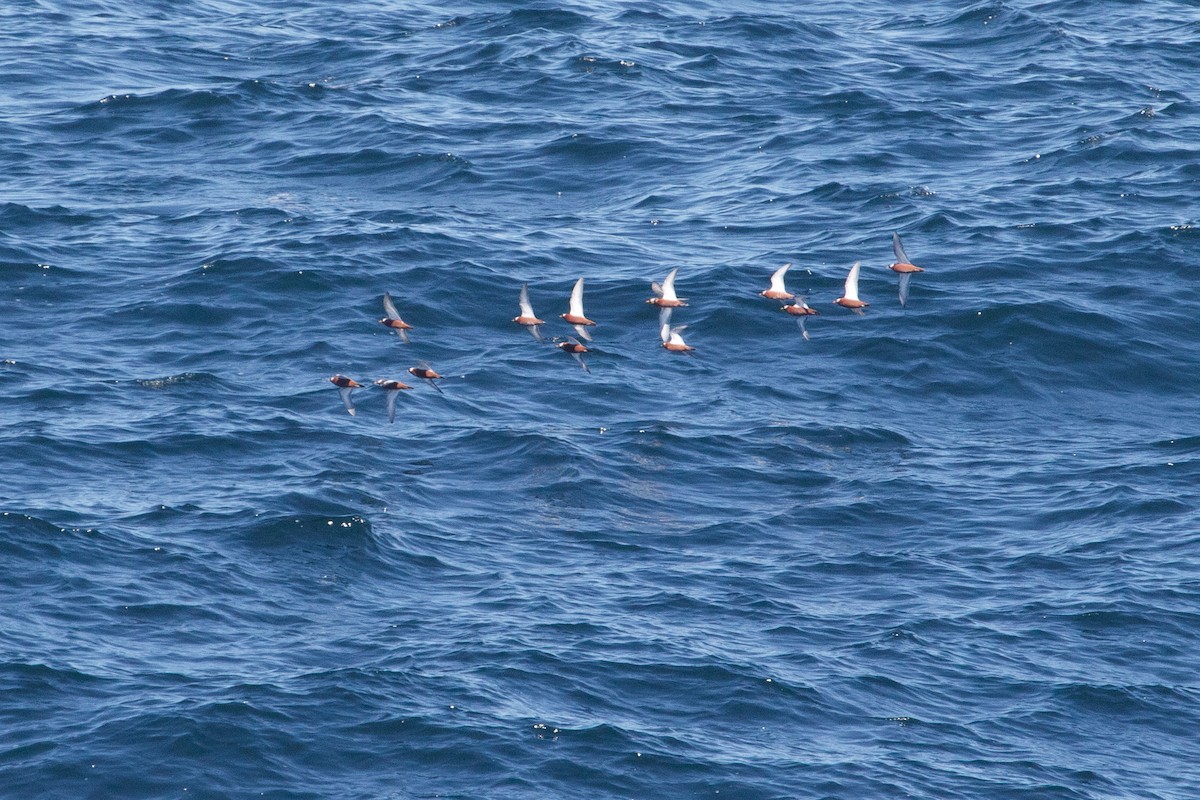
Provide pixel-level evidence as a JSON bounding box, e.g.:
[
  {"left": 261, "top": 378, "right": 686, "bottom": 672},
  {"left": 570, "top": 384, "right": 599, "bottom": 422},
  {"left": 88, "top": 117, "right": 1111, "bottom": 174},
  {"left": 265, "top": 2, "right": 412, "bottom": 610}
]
[
  {"left": 0, "top": 202, "right": 101, "bottom": 228},
  {"left": 237, "top": 512, "right": 377, "bottom": 551},
  {"left": 128, "top": 372, "right": 225, "bottom": 391},
  {"left": 89, "top": 87, "right": 241, "bottom": 116},
  {"left": 1039, "top": 131, "right": 1200, "bottom": 174},
  {"left": 523, "top": 131, "right": 693, "bottom": 194},
  {"left": 713, "top": 13, "right": 840, "bottom": 44},
  {"left": 0, "top": 512, "right": 86, "bottom": 562},
  {"left": 568, "top": 53, "right": 643, "bottom": 79},
  {"left": 41, "top": 88, "right": 240, "bottom": 148},
  {"left": 0, "top": 661, "right": 114, "bottom": 733},
  {"left": 152, "top": 254, "right": 350, "bottom": 318},
  {"left": 500, "top": 7, "right": 591, "bottom": 33},
  {"left": 270, "top": 147, "right": 480, "bottom": 185},
  {"left": 1033, "top": 493, "right": 1191, "bottom": 530},
  {"left": 533, "top": 131, "right": 646, "bottom": 166},
  {"left": 926, "top": 2, "right": 1070, "bottom": 51}
]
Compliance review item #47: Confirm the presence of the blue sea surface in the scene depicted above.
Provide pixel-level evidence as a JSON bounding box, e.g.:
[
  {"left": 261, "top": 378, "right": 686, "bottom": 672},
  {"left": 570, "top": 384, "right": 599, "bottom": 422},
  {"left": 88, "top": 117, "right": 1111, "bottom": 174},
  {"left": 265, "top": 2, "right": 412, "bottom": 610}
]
[{"left": 3, "top": 1, "right": 1200, "bottom": 797}]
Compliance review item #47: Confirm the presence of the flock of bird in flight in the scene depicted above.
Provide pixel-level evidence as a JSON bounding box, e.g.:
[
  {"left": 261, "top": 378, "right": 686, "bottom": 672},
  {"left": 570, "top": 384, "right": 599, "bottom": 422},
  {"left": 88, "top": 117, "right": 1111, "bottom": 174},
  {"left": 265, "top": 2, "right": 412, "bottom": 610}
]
[{"left": 329, "top": 232, "right": 926, "bottom": 420}]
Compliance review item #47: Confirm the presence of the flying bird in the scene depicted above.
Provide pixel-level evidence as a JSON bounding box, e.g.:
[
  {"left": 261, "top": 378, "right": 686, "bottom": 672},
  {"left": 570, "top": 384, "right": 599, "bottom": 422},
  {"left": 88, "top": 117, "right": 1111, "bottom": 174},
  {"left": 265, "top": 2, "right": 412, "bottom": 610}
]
[
  {"left": 760, "top": 263, "right": 794, "bottom": 301},
  {"left": 889, "top": 232, "right": 925, "bottom": 307},
  {"left": 329, "top": 374, "right": 363, "bottom": 416},
  {"left": 834, "top": 261, "right": 868, "bottom": 313},
  {"left": 374, "top": 379, "right": 413, "bottom": 424},
  {"left": 513, "top": 283, "right": 546, "bottom": 341},
  {"left": 407, "top": 361, "right": 444, "bottom": 394},
  {"left": 557, "top": 337, "right": 591, "bottom": 373},
  {"left": 781, "top": 297, "right": 819, "bottom": 341},
  {"left": 379, "top": 292, "right": 414, "bottom": 342},
  {"left": 647, "top": 267, "right": 687, "bottom": 308},
  {"left": 647, "top": 267, "right": 687, "bottom": 327},
  {"left": 660, "top": 322, "right": 695, "bottom": 353},
  {"left": 560, "top": 277, "right": 596, "bottom": 341}
]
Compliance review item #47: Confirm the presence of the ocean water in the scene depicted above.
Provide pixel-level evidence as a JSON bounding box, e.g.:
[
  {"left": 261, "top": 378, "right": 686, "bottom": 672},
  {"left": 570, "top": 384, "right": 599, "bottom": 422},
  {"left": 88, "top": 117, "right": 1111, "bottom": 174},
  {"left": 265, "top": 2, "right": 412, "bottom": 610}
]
[{"left": 3, "top": 1, "right": 1200, "bottom": 797}]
